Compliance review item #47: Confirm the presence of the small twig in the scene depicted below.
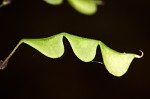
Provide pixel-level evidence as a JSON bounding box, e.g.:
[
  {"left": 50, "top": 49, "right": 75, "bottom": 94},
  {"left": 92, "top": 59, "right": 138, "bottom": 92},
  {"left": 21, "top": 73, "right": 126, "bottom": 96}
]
[
  {"left": 0, "top": 60, "right": 8, "bottom": 70},
  {"left": 0, "top": 41, "right": 22, "bottom": 70},
  {"left": 91, "top": 60, "right": 103, "bottom": 64}
]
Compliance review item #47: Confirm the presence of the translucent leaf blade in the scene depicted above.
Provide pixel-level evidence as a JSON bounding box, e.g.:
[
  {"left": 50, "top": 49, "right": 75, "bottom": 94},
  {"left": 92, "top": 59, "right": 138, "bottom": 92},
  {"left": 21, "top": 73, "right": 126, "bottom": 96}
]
[
  {"left": 64, "top": 33, "right": 98, "bottom": 62},
  {"left": 21, "top": 33, "right": 64, "bottom": 58},
  {"left": 99, "top": 42, "right": 137, "bottom": 76}
]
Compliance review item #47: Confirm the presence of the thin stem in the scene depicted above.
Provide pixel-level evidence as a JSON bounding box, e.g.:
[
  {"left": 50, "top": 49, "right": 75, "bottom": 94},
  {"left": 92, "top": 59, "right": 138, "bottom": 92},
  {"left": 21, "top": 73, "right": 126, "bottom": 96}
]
[
  {"left": 0, "top": 40, "right": 23, "bottom": 70},
  {"left": 91, "top": 60, "right": 103, "bottom": 64}
]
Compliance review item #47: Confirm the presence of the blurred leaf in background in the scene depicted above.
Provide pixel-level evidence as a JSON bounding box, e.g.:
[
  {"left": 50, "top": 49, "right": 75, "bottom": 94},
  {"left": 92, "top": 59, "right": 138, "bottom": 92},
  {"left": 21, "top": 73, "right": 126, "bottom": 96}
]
[
  {"left": 0, "top": 0, "right": 11, "bottom": 8},
  {"left": 43, "top": 0, "right": 63, "bottom": 5},
  {"left": 44, "top": 0, "right": 103, "bottom": 15}
]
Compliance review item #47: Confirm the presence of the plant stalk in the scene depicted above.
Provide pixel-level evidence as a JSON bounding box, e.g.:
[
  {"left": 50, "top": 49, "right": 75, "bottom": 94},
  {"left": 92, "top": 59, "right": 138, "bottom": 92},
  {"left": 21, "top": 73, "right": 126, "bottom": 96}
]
[{"left": 0, "top": 40, "right": 22, "bottom": 70}]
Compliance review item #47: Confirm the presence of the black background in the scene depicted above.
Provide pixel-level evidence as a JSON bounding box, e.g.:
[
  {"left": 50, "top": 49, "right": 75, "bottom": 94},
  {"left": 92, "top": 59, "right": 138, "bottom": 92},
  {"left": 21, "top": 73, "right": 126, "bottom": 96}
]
[{"left": 0, "top": 0, "right": 149, "bottom": 99}]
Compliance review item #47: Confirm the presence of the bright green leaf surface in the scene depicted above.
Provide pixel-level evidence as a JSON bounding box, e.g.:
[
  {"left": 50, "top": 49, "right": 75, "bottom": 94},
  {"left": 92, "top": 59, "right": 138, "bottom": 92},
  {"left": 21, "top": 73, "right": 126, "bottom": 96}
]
[
  {"left": 64, "top": 33, "right": 99, "bottom": 62},
  {"left": 22, "top": 33, "right": 64, "bottom": 58},
  {"left": 19, "top": 32, "right": 142, "bottom": 77},
  {"left": 44, "top": 0, "right": 63, "bottom": 5},
  {"left": 99, "top": 42, "right": 137, "bottom": 76}
]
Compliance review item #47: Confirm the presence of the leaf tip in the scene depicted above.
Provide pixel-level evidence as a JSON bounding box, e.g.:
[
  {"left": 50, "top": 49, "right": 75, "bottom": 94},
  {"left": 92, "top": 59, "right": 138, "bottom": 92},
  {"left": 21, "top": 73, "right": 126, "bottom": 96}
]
[{"left": 135, "top": 50, "right": 144, "bottom": 58}]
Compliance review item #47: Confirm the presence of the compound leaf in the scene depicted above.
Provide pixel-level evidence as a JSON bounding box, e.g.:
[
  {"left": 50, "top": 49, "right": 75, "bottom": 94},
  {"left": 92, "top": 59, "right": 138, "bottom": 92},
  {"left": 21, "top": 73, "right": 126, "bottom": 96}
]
[{"left": 0, "top": 32, "right": 143, "bottom": 77}]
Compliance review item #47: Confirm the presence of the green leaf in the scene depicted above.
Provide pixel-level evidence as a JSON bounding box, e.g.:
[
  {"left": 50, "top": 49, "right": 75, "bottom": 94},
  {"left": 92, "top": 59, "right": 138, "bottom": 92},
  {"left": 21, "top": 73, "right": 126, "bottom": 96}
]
[
  {"left": 64, "top": 33, "right": 99, "bottom": 62},
  {"left": 44, "top": 0, "right": 63, "bottom": 5},
  {"left": 0, "top": 32, "right": 143, "bottom": 77},
  {"left": 22, "top": 33, "right": 64, "bottom": 58},
  {"left": 100, "top": 42, "right": 138, "bottom": 76},
  {"left": 68, "top": 0, "right": 102, "bottom": 15}
]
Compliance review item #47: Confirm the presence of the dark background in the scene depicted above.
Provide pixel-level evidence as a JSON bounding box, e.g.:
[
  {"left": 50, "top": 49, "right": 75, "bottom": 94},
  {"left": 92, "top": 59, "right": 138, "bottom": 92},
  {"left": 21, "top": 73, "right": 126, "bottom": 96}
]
[{"left": 0, "top": 0, "right": 149, "bottom": 99}]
